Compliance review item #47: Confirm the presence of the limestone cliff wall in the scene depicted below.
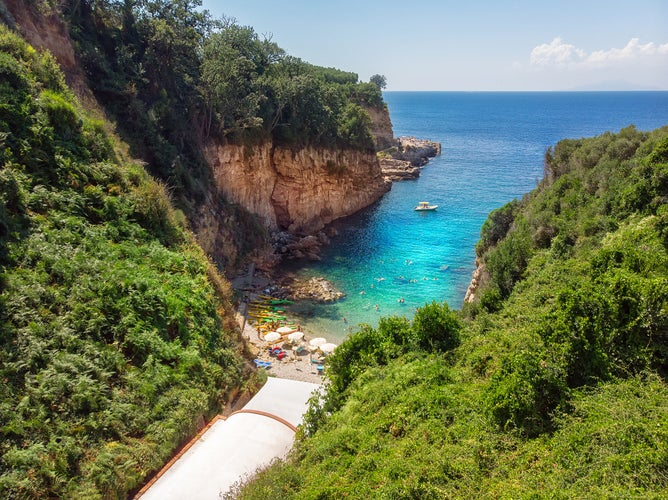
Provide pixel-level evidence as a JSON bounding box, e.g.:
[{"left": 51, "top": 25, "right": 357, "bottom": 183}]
[
  {"left": 204, "top": 142, "right": 391, "bottom": 235},
  {"left": 364, "top": 104, "right": 397, "bottom": 151}
]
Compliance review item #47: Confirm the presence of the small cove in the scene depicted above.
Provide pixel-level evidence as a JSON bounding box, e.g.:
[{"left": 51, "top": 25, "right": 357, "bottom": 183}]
[{"left": 282, "top": 91, "right": 668, "bottom": 344}]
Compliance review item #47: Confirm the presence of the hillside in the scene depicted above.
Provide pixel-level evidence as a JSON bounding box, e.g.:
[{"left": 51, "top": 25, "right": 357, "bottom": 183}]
[
  {"left": 2, "top": 0, "right": 393, "bottom": 269},
  {"left": 0, "top": 2, "right": 396, "bottom": 497},
  {"left": 55, "top": 0, "right": 390, "bottom": 266},
  {"left": 233, "top": 127, "right": 668, "bottom": 498},
  {"left": 2, "top": 2, "right": 667, "bottom": 498},
  {"left": 0, "top": 25, "right": 253, "bottom": 497}
]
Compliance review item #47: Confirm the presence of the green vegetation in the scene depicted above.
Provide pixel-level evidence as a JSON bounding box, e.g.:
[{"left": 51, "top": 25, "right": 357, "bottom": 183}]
[
  {"left": 3, "top": 2, "right": 667, "bottom": 497},
  {"left": 369, "top": 74, "right": 387, "bottom": 90},
  {"left": 234, "top": 126, "right": 668, "bottom": 498},
  {"left": 0, "top": 26, "right": 249, "bottom": 498},
  {"left": 62, "top": 0, "right": 381, "bottom": 208}
]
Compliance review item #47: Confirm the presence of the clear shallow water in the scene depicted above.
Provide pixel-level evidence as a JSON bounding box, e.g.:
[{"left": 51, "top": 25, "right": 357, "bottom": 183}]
[{"left": 285, "top": 92, "right": 668, "bottom": 343}]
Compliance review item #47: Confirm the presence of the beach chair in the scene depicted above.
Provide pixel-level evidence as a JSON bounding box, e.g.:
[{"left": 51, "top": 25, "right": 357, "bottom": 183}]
[{"left": 253, "top": 359, "right": 272, "bottom": 369}]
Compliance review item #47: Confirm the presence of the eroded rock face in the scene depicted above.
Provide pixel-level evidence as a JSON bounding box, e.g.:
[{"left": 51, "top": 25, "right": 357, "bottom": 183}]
[
  {"left": 364, "top": 104, "right": 398, "bottom": 151},
  {"left": 378, "top": 158, "right": 420, "bottom": 181},
  {"left": 5, "top": 0, "right": 98, "bottom": 105},
  {"left": 204, "top": 142, "right": 391, "bottom": 235},
  {"left": 464, "top": 259, "right": 487, "bottom": 303}
]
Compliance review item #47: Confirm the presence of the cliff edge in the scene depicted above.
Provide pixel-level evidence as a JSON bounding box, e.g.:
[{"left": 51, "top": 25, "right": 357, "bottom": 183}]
[{"left": 204, "top": 142, "right": 391, "bottom": 236}]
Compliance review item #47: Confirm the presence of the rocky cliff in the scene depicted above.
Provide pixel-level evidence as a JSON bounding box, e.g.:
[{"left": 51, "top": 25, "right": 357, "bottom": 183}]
[
  {"left": 4, "top": 2, "right": 393, "bottom": 268},
  {"left": 364, "top": 104, "right": 397, "bottom": 151},
  {"left": 204, "top": 142, "right": 391, "bottom": 235}
]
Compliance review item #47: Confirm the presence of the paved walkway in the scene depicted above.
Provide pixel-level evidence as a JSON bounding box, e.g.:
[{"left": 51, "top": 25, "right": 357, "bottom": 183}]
[{"left": 136, "top": 378, "right": 320, "bottom": 499}]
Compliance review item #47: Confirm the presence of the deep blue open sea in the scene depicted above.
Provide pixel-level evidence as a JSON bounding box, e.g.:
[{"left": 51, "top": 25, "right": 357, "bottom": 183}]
[{"left": 285, "top": 91, "right": 668, "bottom": 344}]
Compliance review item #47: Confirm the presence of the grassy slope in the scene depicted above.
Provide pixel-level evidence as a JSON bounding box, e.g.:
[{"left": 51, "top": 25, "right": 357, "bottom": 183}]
[
  {"left": 0, "top": 26, "right": 249, "bottom": 498},
  {"left": 234, "top": 127, "right": 668, "bottom": 498}
]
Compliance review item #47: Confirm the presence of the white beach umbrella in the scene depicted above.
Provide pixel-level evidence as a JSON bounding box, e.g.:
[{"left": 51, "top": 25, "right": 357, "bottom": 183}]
[
  {"left": 319, "top": 343, "right": 337, "bottom": 354},
  {"left": 264, "top": 331, "right": 281, "bottom": 342},
  {"left": 309, "top": 337, "right": 327, "bottom": 348},
  {"left": 287, "top": 331, "right": 305, "bottom": 342},
  {"left": 276, "top": 326, "right": 294, "bottom": 334}
]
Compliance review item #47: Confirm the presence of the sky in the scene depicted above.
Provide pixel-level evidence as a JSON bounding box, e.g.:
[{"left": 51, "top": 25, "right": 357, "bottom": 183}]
[{"left": 200, "top": 0, "right": 668, "bottom": 91}]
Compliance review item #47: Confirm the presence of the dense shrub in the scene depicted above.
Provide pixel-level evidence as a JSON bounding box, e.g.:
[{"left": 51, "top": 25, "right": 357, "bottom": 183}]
[
  {"left": 485, "top": 344, "right": 569, "bottom": 436},
  {"left": 412, "top": 301, "right": 461, "bottom": 352},
  {"left": 475, "top": 199, "right": 519, "bottom": 256},
  {"left": 0, "top": 26, "right": 246, "bottom": 498}
]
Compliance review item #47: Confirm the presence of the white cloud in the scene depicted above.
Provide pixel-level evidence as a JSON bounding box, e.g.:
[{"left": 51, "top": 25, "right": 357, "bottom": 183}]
[
  {"left": 587, "top": 38, "right": 668, "bottom": 65},
  {"left": 530, "top": 37, "right": 585, "bottom": 66},
  {"left": 530, "top": 37, "right": 668, "bottom": 68}
]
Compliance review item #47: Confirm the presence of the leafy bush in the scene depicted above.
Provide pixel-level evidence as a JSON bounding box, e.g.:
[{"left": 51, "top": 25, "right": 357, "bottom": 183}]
[
  {"left": 485, "top": 345, "right": 569, "bottom": 436},
  {"left": 0, "top": 26, "right": 246, "bottom": 498},
  {"left": 305, "top": 306, "right": 461, "bottom": 436},
  {"left": 412, "top": 301, "right": 461, "bottom": 352},
  {"left": 475, "top": 199, "right": 519, "bottom": 256}
]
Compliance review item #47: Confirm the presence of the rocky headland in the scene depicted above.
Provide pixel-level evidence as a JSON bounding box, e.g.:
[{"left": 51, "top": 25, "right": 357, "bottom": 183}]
[{"left": 379, "top": 136, "right": 442, "bottom": 181}]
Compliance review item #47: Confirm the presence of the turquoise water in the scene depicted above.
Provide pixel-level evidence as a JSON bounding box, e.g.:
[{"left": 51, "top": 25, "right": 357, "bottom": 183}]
[{"left": 286, "top": 92, "right": 668, "bottom": 343}]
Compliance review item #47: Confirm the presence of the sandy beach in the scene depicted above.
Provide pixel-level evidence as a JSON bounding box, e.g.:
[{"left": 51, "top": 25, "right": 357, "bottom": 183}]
[
  {"left": 239, "top": 314, "right": 325, "bottom": 385},
  {"left": 232, "top": 266, "right": 346, "bottom": 385}
]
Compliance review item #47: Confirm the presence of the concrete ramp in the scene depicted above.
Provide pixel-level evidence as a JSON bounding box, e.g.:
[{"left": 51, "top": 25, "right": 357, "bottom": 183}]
[{"left": 137, "top": 378, "right": 320, "bottom": 499}]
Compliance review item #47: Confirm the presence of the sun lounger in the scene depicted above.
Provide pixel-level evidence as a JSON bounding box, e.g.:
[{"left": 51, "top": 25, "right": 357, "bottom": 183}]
[{"left": 253, "top": 359, "right": 272, "bottom": 369}]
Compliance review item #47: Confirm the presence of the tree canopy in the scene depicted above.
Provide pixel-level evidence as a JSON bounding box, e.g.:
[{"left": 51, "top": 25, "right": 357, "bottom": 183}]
[
  {"left": 64, "top": 0, "right": 382, "bottom": 207},
  {"left": 369, "top": 73, "right": 387, "bottom": 90}
]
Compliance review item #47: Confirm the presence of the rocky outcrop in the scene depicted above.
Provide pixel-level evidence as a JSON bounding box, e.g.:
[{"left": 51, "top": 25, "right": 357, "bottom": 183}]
[
  {"left": 379, "top": 136, "right": 442, "bottom": 180},
  {"left": 204, "top": 142, "right": 391, "bottom": 238},
  {"left": 281, "top": 276, "right": 345, "bottom": 303},
  {"left": 378, "top": 158, "right": 420, "bottom": 181},
  {"left": 464, "top": 259, "right": 487, "bottom": 303},
  {"left": 271, "top": 229, "right": 338, "bottom": 261},
  {"left": 394, "top": 137, "right": 441, "bottom": 166}
]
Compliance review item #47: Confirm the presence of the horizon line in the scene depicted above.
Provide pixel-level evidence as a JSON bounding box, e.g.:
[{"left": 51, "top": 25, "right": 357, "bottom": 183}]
[{"left": 383, "top": 89, "right": 668, "bottom": 93}]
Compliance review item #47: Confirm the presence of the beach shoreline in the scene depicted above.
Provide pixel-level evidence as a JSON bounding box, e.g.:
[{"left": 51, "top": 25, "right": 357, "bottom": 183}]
[{"left": 237, "top": 311, "right": 326, "bottom": 385}]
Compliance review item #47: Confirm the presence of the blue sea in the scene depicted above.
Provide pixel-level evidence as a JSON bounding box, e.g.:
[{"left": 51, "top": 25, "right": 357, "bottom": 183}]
[{"left": 285, "top": 92, "right": 668, "bottom": 344}]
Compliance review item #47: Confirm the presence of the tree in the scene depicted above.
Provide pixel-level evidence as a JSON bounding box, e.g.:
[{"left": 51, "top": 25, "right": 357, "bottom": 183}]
[
  {"left": 369, "top": 74, "right": 387, "bottom": 90},
  {"left": 412, "top": 301, "right": 461, "bottom": 352}
]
